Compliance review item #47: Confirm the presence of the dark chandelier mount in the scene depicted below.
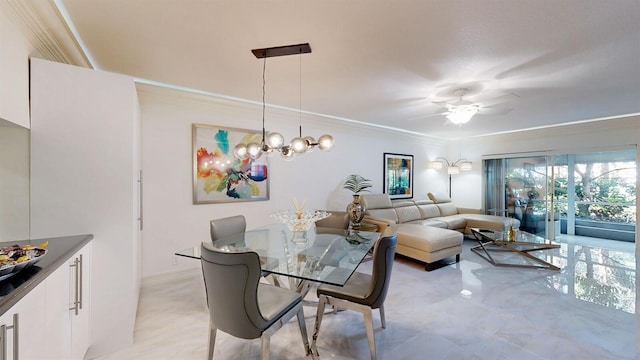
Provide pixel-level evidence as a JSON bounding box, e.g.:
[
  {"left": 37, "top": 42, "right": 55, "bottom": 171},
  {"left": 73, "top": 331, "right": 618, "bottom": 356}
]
[{"left": 234, "top": 43, "right": 334, "bottom": 161}]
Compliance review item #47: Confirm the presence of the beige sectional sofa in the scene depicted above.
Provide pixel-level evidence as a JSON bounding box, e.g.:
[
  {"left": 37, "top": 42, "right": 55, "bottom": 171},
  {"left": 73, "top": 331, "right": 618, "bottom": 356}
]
[{"left": 360, "top": 193, "right": 520, "bottom": 271}]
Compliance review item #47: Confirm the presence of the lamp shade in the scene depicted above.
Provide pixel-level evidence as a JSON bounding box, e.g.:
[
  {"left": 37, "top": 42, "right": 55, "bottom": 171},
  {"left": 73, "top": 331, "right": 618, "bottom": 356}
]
[
  {"left": 430, "top": 160, "right": 443, "bottom": 170},
  {"left": 460, "top": 161, "right": 472, "bottom": 171},
  {"left": 265, "top": 132, "right": 285, "bottom": 150},
  {"left": 290, "top": 137, "right": 308, "bottom": 153},
  {"left": 447, "top": 166, "right": 460, "bottom": 175},
  {"left": 317, "top": 134, "right": 334, "bottom": 151}
]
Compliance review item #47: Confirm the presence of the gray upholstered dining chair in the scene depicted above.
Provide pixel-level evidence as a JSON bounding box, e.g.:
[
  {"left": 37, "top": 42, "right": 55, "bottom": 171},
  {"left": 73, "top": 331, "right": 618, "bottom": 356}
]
[
  {"left": 311, "top": 234, "right": 398, "bottom": 360},
  {"left": 210, "top": 215, "right": 246, "bottom": 241},
  {"left": 209, "top": 214, "right": 280, "bottom": 286},
  {"left": 200, "top": 242, "right": 312, "bottom": 359}
]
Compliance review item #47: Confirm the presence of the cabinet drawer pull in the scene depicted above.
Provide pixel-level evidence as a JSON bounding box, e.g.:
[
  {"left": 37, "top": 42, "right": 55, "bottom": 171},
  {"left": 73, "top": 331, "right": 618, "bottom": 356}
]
[
  {"left": 1, "top": 323, "right": 5, "bottom": 360},
  {"left": 69, "top": 257, "right": 80, "bottom": 315},
  {"left": 78, "top": 254, "right": 83, "bottom": 310},
  {"left": 1, "top": 314, "right": 20, "bottom": 360}
]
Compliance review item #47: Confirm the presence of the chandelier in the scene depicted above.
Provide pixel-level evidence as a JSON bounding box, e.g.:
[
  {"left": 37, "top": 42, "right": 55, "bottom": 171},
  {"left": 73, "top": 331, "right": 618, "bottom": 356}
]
[{"left": 233, "top": 43, "right": 334, "bottom": 161}]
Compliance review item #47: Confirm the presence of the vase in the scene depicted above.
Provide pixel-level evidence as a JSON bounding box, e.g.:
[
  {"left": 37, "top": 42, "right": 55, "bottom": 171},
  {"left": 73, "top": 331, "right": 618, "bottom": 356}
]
[{"left": 346, "top": 194, "right": 366, "bottom": 229}]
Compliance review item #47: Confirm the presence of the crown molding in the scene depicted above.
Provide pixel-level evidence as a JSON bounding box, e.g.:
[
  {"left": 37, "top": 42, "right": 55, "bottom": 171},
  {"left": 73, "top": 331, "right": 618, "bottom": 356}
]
[{"left": 2, "top": 0, "right": 91, "bottom": 67}]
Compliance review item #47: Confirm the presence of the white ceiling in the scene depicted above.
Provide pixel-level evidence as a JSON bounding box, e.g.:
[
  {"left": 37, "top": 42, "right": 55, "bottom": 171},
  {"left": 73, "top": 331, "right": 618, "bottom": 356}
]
[{"left": 56, "top": 0, "right": 640, "bottom": 139}]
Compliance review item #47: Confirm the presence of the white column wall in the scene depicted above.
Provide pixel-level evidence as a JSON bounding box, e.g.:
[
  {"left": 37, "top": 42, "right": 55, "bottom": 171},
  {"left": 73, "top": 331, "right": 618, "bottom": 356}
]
[
  {"left": 30, "top": 58, "right": 140, "bottom": 358},
  {"left": 138, "top": 84, "right": 446, "bottom": 277}
]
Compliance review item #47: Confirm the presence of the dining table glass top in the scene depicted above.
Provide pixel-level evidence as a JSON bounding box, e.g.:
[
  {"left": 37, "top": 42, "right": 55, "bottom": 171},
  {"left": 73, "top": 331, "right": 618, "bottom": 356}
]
[{"left": 175, "top": 222, "right": 380, "bottom": 287}]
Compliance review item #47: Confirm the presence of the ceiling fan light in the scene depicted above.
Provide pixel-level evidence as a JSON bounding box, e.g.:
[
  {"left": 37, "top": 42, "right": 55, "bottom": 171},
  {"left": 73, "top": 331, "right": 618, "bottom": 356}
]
[{"left": 446, "top": 107, "right": 478, "bottom": 125}]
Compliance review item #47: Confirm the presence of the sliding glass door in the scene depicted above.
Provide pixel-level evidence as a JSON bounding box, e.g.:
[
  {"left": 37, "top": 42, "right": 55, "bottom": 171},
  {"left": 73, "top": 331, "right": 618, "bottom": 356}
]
[{"left": 484, "top": 148, "right": 636, "bottom": 242}]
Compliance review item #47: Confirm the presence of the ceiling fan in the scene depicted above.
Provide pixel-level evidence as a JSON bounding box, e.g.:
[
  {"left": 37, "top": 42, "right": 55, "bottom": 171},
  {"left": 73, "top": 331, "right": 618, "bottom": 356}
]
[{"left": 411, "top": 88, "right": 519, "bottom": 125}]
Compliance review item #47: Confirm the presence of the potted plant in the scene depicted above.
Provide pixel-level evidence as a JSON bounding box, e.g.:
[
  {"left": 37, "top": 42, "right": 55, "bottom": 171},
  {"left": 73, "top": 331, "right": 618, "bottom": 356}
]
[{"left": 343, "top": 174, "right": 372, "bottom": 228}]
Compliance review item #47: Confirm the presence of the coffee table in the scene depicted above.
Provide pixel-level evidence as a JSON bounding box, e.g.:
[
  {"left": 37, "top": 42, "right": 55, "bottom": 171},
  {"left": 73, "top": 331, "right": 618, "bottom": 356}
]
[{"left": 470, "top": 228, "right": 560, "bottom": 270}]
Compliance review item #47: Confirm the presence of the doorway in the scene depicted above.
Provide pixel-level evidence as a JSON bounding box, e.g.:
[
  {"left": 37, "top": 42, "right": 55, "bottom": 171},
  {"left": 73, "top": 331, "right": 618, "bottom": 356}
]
[{"left": 484, "top": 148, "right": 636, "bottom": 243}]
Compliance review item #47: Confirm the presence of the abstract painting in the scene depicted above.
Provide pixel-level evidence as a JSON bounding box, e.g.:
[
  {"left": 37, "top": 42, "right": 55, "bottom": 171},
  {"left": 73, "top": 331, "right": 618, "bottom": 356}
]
[{"left": 193, "top": 124, "right": 269, "bottom": 204}]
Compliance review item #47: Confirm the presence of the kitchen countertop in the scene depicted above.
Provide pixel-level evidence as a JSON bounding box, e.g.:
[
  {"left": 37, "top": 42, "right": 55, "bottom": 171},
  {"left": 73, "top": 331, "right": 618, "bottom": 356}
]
[{"left": 0, "top": 234, "right": 93, "bottom": 315}]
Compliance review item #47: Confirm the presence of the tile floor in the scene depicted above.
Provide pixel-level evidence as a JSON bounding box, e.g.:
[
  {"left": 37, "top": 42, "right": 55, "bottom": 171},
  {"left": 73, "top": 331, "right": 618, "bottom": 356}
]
[{"left": 96, "top": 235, "right": 638, "bottom": 359}]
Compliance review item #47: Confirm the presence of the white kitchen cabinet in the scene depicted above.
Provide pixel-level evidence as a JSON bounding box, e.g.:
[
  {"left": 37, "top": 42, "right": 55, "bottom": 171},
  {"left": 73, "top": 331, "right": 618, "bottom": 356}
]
[
  {"left": 45, "top": 242, "right": 92, "bottom": 360},
  {"left": 0, "top": 283, "right": 46, "bottom": 360},
  {"left": 70, "top": 243, "right": 91, "bottom": 360}
]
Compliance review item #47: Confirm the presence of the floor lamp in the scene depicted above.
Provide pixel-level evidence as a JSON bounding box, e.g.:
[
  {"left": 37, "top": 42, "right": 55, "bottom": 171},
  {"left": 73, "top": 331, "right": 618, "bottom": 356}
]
[{"left": 431, "top": 157, "right": 472, "bottom": 197}]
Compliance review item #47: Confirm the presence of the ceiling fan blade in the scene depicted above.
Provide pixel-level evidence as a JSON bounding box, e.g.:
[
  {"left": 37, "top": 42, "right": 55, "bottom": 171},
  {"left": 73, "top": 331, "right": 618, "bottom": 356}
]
[
  {"left": 477, "top": 106, "right": 513, "bottom": 116},
  {"left": 406, "top": 112, "right": 446, "bottom": 121},
  {"left": 475, "top": 92, "right": 520, "bottom": 107}
]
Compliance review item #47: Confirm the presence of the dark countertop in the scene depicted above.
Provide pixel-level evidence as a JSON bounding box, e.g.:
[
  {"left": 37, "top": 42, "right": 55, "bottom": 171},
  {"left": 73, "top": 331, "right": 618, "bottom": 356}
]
[{"left": 0, "top": 234, "right": 93, "bottom": 315}]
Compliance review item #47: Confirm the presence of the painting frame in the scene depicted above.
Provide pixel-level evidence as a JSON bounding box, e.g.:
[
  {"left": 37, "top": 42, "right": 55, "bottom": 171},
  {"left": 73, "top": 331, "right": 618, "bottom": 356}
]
[
  {"left": 192, "top": 123, "right": 270, "bottom": 204},
  {"left": 383, "top": 152, "right": 414, "bottom": 199}
]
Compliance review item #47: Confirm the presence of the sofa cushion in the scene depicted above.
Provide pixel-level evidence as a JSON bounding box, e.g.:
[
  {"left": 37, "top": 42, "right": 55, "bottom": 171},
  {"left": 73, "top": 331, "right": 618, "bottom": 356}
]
[
  {"left": 361, "top": 194, "right": 393, "bottom": 209},
  {"left": 396, "top": 224, "right": 462, "bottom": 252},
  {"left": 414, "top": 199, "right": 435, "bottom": 205},
  {"left": 427, "top": 192, "right": 452, "bottom": 203},
  {"left": 463, "top": 214, "right": 520, "bottom": 231},
  {"left": 416, "top": 203, "right": 441, "bottom": 219},
  {"left": 392, "top": 200, "right": 415, "bottom": 208},
  {"left": 395, "top": 205, "right": 422, "bottom": 223},
  {"left": 409, "top": 219, "right": 449, "bottom": 228},
  {"left": 366, "top": 208, "right": 398, "bottom": 223},
  {"left": 430, "top": 216, "right": 466, "bottom": 230},
  {"left": 436, "top": 203, "right": 458, "bottom": 216}
]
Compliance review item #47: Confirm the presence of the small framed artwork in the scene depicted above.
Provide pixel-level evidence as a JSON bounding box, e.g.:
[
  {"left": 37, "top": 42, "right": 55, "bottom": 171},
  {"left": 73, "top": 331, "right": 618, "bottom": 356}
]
[
  {"left": 193, "top": 123, "right": 269, "bottom": 204},
  {"left": 383, "top": 153, "right": 413, "bottom": 199}
]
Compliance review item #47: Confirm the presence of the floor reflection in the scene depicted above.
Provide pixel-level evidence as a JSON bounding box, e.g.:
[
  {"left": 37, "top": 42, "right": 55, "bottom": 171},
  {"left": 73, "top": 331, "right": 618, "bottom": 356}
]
[{"left": 548, "top": 236, "right": 636, "bottom": 314}]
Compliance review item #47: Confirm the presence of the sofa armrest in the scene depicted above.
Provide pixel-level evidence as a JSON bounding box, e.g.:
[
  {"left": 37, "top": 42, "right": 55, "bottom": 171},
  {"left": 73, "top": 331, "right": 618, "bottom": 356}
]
[
  {"left": 456, "top": 207, "right": 482, "bottom": 214},
  {"left": 362, "top": 216, "right": 397, "bottom": 237}
]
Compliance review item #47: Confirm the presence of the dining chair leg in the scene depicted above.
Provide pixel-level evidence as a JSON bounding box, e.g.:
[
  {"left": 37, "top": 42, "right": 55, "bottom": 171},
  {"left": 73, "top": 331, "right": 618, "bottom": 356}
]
[
  {"left": 296, "top": 307, "right": 312, "bottom": 356},
  {"left": 311, "top": 295, "right": 328, "bottom": 357},
  {"left": 207, "top": 321, "right": 217, "bottom": 360},
  {"left": 261, "top": 334, "right": 271, "bottom": 360},
  {"left": 363, "top": 309, "right": 377, "bottom": 360},
  {"left": 379, "top": 305, "right": 386, "bottom": 329}
]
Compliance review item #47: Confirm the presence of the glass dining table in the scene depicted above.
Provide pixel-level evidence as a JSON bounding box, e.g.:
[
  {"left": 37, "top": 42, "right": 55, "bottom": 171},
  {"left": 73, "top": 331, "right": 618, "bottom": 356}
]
[{"left": 175, "top": 222, "right": 380, "bottom": 294}]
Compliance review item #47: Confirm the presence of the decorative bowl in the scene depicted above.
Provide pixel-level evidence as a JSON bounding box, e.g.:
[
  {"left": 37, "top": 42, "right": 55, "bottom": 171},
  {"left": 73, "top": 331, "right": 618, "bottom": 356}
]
[
  {"left": 271, "top": 210, "right": 331, "bottom": 233},
  {"left": 0, "top": 245, "right": 47, "bottom": 282}
]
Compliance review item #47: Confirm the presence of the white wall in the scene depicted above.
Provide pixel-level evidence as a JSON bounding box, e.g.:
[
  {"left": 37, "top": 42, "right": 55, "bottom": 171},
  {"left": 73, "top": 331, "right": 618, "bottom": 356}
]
[
  {"left": 0, "top": 6, "right": 31, "bottom": 128},
  {"left": 138, "top": 84, "right": 446, "bottom": 277},
  {"left": 0, "top": 125, "right": 30, "bottom": 240}
]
